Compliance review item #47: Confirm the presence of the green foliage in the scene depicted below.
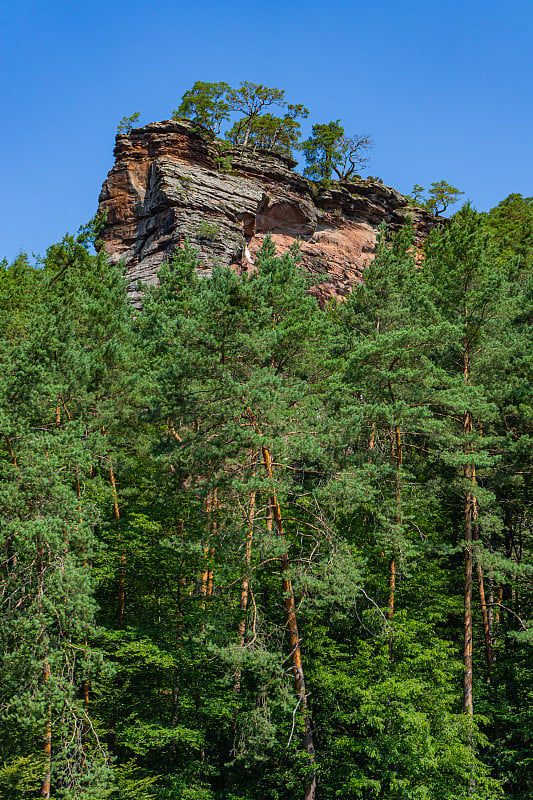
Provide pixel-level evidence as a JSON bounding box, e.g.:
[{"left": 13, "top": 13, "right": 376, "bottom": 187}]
[
  {"left": 117, "top": 112, "right": 140, "bottom": 134},
  {"left": 197, "top": 220, "right": 221, "bottom": 240},
  {"left": 173, "top": 80, "right": 308, "bottom": 159},
  {"left": 302, "top": 120, "right": 345, "bottom": 184},
  {"left": 408, "top": 180, "right": 465, "bottom": 215},
  {"left": 0, "top": 756, "right": 44, "bottom": 799},
  {"left": 302, "top": 120, "right": 372, "bottom": 184},
  {"left": 312, "top": 618, "right": 502, "bottom": 799},
  {"left": 212, "top": 140, "right": 233, "bottom": 173},
  {"left": 0, "top": 226, "right": 133, "bottom": 798},
  {"left": 409, "top": 183, "right": 426, "bottom": 204},
  {"left": 2, "top": 197, "right": 533, "bottom": 799},
  {"left": 225, "top": 104, "right": 309, "bottom": 156},
  {"left": 174, "top": 81, "right": 231, "bottom": 136},
  {"left": 484, "top": 192, "right": 533, "bottom": 267},
  {"left": 110, "top": 760, "right": 158, "bottom": 800},
  {"left": 226, "top": 82, "right": 286, "bottom": 147}
]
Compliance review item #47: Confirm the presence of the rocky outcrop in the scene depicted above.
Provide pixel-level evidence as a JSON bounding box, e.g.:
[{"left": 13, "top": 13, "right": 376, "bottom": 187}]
[{"left": 98, "top": 119, "right": 437, "bottom": 304}]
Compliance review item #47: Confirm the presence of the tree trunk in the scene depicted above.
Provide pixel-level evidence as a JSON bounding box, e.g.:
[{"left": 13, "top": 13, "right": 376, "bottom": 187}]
[
  {"left": 494, "top": 584, "right": 503, "bottom": 626},
  {"left": 108, "top": 460, "right": 125, "bottom": 626},
  {"left": 74, "top": 463, "right": 92, "bottom": 733},
  {"left": 235, "top": 459, "right": 256, "bottom": 692},
  {"left": 473, "top": 516, "right": 494, "bottom": 680},
  {"left": 242, "top": 115, "right": 254, "bottom": 148},
  {"left": 386, "top": 557, "right": 397, "bottom": 623},
  {"left": 4, "top": 433, "right": 18, "bottom": 467},
  {"left": 463, "top": 332, "right": 475, "bottom": 714},
  {"left": 463, "top": 326, "right": 475, "bottom": 716},
  {"left": 245, "top": 405, "right": 317, "bottom": 797},
  {"left": 387, "top": 422, "right": 403, "bottom": 624},
  {"left": 100, "top": 428, "right": 122, "bottom": 750},
  {"left": 41, "top": 656, "right": 52, "bottom": 799},
  {"left": 201, "top": 489, "right": 216, "bottom": 611},
  {"left": 464, "top": 479, "right": 474, "bottom": 715},
  {"left": 368, "top": 422, "right": 376, "bottom": 451},
  {"left": 238, "top": 493, "right": 255, "bottom": 643},
  {"left": 260, "top": 443, "right": 317, "bottom": 800}
]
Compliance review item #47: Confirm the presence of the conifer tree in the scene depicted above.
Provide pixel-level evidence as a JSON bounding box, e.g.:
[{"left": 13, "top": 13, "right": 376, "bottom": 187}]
[
  {"left": 134, "top": 238, "right": 342, "bottom": 799},
  {"left": 421, "top": 207, "right": 513, "bottom": 707},
  {"left": 3, "top": 192, "right": 532, "bottom": 799},
  {"left": 319, "top": 218, "right": 505, "bottom": 799},
  {"left": 0, "top": 224, "right": 138, "bottom": 797}
]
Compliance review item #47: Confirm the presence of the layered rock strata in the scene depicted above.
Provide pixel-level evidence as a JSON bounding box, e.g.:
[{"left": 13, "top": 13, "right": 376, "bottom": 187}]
[{"left": 98, "top": 119, "right": 437, "bottom": 304}]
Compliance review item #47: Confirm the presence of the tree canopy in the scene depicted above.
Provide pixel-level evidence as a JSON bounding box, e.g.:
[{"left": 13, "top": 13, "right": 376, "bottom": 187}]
[
  {"left": 225, "top": 104, "right": 309, "bottom": 155},
  {"left": 409, "top": 180, "right": 465, "bottom": 215},
  {"left": 172, "top": 82, "right": 369, "bottom": 172},
  {"left": 226, "top": 81, "right": 287, "bottom": 147},
  {"left": 117, "top": 112, "right": 140, "bottom": 134},
  {"left": 173, "top": 81, "right": 231, "bottom": 136},
  {"left": 302, "top": 120, "right": 373, "bottom": 184},
  {"left": 1, "top": 196, "right": 532, "bottom": 799}
]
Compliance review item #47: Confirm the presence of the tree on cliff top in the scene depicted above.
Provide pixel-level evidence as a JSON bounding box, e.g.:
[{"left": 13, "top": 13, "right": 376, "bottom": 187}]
[
  {"left": 117, "top": 112, "right": 140, "bottom": 134},
  {"left": 225, "top": 103, "right": 309, "bottom": 156},
  {"left": 408, "top": 180, "right": 465, "bottom": 215},
  {"left": 174, "top": 81, "right": 231, "bottom": 136},
  {"left": 302, "top": 120, "right": 373, "bottom": 184},
  {"left": 226, "top": 81, "right": 287, "bottom": 147},
  {"left": 174, "top": 81, "right": 296, "bottom": 150}
]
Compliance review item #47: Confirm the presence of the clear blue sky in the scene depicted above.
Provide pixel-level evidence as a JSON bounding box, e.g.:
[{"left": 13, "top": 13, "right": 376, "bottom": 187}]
[{"left": 1, "top": 0, "right": 531, "bottom": 262}]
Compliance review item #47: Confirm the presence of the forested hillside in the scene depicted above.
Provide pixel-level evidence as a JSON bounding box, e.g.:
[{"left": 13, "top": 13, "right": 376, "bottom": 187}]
[{"left": 1, "top": 195, "right": 532, "bottom": 799}]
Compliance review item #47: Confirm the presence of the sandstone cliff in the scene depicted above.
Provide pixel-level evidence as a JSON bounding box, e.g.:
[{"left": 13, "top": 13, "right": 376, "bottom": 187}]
[{"left": 97, "top": 119, "right": 437, "bottom": 303}]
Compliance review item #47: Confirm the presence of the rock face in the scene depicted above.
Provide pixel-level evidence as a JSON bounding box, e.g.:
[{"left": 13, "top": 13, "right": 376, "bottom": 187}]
[{"left": 98, "top": 119, "right": 437, "bottom": 304}]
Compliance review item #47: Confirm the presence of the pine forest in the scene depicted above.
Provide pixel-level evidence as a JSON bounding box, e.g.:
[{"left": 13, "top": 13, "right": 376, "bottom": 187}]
[{"left": 1, "top": 194, "right": 532, "bottom": 799}]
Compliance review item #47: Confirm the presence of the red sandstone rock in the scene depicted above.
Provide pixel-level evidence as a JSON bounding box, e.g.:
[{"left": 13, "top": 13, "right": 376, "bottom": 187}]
[{"left": 97, "top": 119, "right": 438, "bottom": 304}]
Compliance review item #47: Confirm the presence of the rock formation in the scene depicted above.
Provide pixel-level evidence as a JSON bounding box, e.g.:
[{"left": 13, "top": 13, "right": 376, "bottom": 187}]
[{"left": 97, "top": 119, "right": 437, "bottom": 304}]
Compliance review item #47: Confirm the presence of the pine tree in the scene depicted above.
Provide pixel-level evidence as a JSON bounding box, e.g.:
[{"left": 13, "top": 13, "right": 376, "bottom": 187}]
[
  {"left": 132, "top": 238, "right": 342, "bottom": 798},
  {"left": 0, "top": 226, "right": 136, "bottom": 797},
  {"left": 317, "top": 218, "right": 504, "bottom": 798}
]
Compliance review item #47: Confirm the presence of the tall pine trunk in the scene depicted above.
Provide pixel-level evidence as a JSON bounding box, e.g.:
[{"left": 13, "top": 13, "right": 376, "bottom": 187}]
[
  {"left": 260, "top": 443, "right": 317, "bottom": 800},
  {"left": 473, "top": 517, "right": 494, "bottom": 679},
  {"left": 107, "top": 459, "right": 123, "bottom": 623},
  {"left": 40, "top": 655, "right": 52, "bottom": 799},
  {"left": 463, "top": 337, "right": 474, "bottom": 716},
  {"left": 37, "top": 541, "right": 52, "bottom": 798},
  {"left": 463, "top": 469, "right": 474, "bottom": 715},
  {"left": 235, "top": 454, "right": 256, "bottom": 692},
  {"left": 387, "top": 421, "right": 403, "bottom": 624},
  {"left": 101, "top": 428, "right": 122, "bottom": 752},
  {"left": 201, "top": 489, "right": 216, "bottom": 612}
]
